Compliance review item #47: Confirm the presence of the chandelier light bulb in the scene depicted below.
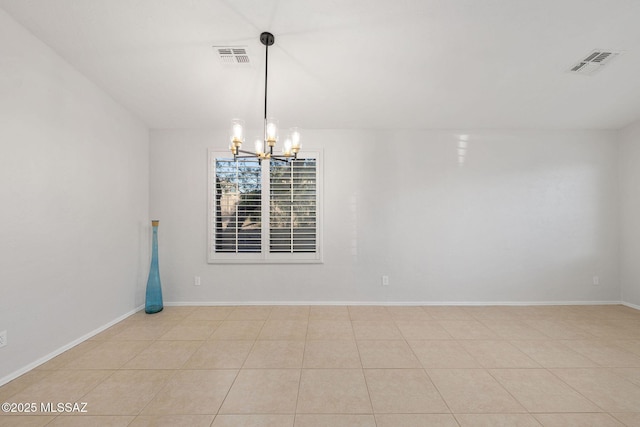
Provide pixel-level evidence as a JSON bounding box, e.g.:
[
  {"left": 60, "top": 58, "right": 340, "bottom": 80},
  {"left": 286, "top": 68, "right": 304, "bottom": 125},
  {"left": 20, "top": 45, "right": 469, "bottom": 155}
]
[
  {"left": 255, "top": 138, "right": 265, "bottom": 155},
  {"left": 266, "top": 118, "right": 278, "bottom": 145},
  {"left": 290, "top": 128, "right": 301, "bottom": 150},
  {"left": 231, "top": 119, "right": 244, "bottom": 144},
  {"left": 283, "top": 137, "right": 293, "bottom": 156}
]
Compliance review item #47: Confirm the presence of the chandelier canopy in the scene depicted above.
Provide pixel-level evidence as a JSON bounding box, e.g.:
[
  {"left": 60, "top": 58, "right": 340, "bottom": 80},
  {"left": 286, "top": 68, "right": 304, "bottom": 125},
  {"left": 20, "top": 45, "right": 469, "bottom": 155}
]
[{"left": 229, "top": 32, "right": 301, "bottom": 162}]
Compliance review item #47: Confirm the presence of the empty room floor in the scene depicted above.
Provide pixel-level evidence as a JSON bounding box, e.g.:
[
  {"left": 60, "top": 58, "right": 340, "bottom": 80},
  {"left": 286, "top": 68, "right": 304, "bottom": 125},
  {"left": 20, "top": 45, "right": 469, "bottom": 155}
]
[{"left": 1, "top": 304, "right": 640, "bottom": 426}]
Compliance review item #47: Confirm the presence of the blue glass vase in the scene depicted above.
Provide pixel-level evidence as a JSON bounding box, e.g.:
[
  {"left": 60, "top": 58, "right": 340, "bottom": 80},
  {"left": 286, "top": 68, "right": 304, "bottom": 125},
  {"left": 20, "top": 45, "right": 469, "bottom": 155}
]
[{"left": 145, "top": 220, "right": 163, "bottom": 314}]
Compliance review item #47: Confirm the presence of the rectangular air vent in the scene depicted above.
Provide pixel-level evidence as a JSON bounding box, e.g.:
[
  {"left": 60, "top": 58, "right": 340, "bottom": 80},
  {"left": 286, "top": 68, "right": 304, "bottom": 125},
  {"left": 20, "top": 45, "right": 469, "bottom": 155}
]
[
  {"left": 568, "top": 49, "right": 622, "bottom": 75},
  {"left": 214, "top": 47, "right": 250, "bottom": 65}
]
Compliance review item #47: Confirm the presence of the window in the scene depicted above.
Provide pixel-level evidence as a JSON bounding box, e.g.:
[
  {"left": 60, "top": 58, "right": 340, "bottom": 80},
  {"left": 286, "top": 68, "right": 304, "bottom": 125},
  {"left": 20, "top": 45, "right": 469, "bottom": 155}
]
[{"left": 208, "top": 150, "right": 322, "bottom": 263}]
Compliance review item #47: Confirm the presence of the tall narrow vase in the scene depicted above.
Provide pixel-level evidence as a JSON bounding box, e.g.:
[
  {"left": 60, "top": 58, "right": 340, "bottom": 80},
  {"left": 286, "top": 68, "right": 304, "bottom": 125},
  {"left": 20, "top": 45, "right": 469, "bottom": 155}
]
[{"left": 145, "top": 220, "right": 164, "bottom": 314}]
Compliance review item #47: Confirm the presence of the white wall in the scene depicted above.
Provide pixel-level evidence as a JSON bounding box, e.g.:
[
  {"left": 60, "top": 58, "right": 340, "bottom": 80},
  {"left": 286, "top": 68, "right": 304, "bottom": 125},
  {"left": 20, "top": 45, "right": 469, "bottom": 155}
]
[
  {"left": 0, "top": 10, "right": 149, "bottom": 381},
  {"left": 150, "top": 128, "right": 619, "bottom": 304},
  {"left": 619, "top": 120, "right": 640, "bottom": 307}
]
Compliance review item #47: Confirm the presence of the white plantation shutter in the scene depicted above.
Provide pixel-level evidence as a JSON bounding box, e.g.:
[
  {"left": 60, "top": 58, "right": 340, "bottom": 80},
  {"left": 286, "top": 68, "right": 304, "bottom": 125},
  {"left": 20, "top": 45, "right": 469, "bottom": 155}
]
[
  {"left": 209, "top": 151, "right": 321, "bottom": 263},
  {"left": 269, "top": 158, "right": 317, "bottom": 253},
  {"left": 213, "top": 158, "right": 262, "bottom": 257}
]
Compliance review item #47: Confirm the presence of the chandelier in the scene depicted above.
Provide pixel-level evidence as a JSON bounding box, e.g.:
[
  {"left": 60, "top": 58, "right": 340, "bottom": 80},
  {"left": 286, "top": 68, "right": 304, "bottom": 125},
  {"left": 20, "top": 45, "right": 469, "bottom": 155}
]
[{"left": 229, "top": 32, "right": 301, "bottom": 162}]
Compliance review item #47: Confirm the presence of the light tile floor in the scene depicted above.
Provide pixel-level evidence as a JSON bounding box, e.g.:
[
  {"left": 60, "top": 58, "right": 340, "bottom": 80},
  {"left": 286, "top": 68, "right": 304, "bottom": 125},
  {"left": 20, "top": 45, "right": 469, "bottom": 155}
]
[{"left": 1, "top": 305, "right": 640, "bottom": 426}]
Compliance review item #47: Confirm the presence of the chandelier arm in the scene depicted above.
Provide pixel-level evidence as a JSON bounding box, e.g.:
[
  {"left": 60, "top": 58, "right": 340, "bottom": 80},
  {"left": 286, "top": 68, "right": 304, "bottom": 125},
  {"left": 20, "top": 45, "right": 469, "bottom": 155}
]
[
  {"left": 235, "top": 149, "right": 262, "bottom": 156},
  {"left": 270, "top": 156, "right": 293, "bottom": 163}
]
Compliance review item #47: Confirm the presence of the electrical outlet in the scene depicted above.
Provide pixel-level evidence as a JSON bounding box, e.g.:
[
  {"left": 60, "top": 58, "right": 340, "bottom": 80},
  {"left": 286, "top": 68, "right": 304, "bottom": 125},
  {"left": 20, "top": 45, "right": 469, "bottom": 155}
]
[
  {"left": 382, "top": 275, "right": 390, "bottom": 286},
  {"left": 194, "top": 276, "right": 201, "bottom": 286},
  {"left": 593, "top": 275, "right": 600, "bottom": 286},
  {"left": 0, "top": 330, "right": 7, "bottom": 348}
]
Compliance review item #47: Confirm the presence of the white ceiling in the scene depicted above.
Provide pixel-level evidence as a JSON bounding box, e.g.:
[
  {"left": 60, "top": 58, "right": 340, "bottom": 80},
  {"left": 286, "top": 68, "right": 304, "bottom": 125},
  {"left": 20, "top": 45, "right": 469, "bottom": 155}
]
[{"left": 2, "top": 0, "right": 640, "bottom": 131}]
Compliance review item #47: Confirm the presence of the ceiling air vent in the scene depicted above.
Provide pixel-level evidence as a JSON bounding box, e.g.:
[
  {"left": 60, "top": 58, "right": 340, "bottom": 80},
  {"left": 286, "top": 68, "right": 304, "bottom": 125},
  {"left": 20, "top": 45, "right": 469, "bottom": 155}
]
[
  {"left": 569, "top": 49, "right": 622, "bottom": 75},
  {"left": 214, "top": 47, "right": 250, "bottom": 66}
]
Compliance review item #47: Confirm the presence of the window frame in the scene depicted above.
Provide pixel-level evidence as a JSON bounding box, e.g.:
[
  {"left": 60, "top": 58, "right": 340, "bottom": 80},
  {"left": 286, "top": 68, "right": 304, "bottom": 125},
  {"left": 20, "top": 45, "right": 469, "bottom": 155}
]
[{"left": 208, "top": 149, "right": 323, "bottom": 264}]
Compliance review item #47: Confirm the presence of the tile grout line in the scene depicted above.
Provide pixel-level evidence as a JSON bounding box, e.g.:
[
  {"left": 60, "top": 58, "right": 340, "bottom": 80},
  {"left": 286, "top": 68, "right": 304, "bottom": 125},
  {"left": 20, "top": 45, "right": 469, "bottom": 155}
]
[
  {"left": 215, "top": 305, "right": 272, "bottom": 419},
  {"left": 293, "top": 307, "right": 311, "bottom": 425},
  {"left": 395, "top": 315, "right": 460, "bottom": 423},
  {"left": 350, "top": 308, "right": 378, "bottom": 422}
]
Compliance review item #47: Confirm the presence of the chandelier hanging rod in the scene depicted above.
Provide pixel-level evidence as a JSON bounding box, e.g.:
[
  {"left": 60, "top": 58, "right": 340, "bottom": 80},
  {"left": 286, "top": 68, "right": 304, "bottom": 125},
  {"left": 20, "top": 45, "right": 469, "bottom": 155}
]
[
  {"left": 262, "top": 31, "right": 271, "bottom": 130},
  {"left": 229, "top": 32, "right": 301, "bottom": 163}
]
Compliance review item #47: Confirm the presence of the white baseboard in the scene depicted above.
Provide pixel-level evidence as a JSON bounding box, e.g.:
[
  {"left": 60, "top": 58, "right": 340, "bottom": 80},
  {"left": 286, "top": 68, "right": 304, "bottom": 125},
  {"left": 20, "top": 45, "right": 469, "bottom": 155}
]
[
  {"left": 166, "top": 300, "right": 624, "bottom": 307},
  {"left": 0, "top": 305, "right": 143, "bottom": 387},
  {"left": 622, "top": 301, "right": 640, "bottom": 311}
]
